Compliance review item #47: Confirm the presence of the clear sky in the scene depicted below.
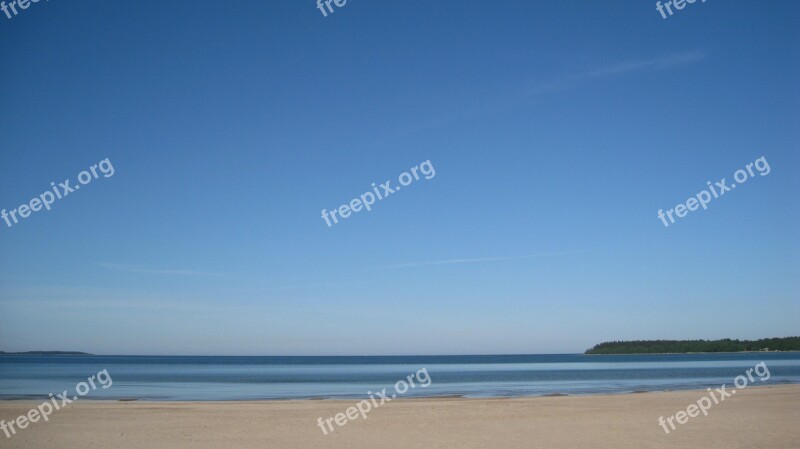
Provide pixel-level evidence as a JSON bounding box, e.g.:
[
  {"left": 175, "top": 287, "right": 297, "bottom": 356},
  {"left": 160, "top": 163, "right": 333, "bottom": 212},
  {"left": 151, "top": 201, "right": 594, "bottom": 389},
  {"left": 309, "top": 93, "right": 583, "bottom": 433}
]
[{"left": 0, "top": 0, "right": 797, "bottom": 355}]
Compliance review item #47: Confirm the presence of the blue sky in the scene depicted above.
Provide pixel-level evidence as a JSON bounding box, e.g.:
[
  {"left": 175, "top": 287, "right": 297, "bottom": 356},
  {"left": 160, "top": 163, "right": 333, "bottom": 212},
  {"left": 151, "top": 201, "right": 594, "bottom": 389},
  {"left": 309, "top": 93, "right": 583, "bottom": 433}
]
[{"left": 0, "top": 0, "right": 797, "bottom": 355}]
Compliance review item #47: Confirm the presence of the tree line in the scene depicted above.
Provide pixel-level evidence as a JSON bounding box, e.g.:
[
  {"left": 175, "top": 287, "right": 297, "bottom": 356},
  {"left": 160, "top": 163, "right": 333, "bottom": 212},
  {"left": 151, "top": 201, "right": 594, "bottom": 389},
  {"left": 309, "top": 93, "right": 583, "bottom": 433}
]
[{"left": 585, "top": 337, "right": 800, "bottom": 354}]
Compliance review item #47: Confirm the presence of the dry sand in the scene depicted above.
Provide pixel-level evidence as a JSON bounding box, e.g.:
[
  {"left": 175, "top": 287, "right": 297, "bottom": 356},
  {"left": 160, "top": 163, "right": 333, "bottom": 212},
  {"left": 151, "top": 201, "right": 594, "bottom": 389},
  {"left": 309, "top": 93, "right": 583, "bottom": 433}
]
[{"left": 1, "top": 385, "right": 798, "bottom": 449}]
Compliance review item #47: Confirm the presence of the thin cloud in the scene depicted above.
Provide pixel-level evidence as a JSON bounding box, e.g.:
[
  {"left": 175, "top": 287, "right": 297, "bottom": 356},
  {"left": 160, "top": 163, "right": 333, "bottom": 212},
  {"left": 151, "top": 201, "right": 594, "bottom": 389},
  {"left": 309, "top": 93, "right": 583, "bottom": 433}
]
[
  {"left": 368, "top": 51, "right": 707, "bottom": 146},
  {"left": 384, "top": 249, "right": 589, "bottom": 269},
  {"left": 270, "top": 281, "right": 370, "bottom": 291},
  {"left": 96, "top": 263, "right": 222, "bottom": 277},
  {"left": 521, "top": 50, "right": 706, "bottom": 97},
  {"left": 0, "top": 297, "right": 387, "bottom": 320},
  {"left": 583, "top": 51, "right": 706, "bottom": 78}
]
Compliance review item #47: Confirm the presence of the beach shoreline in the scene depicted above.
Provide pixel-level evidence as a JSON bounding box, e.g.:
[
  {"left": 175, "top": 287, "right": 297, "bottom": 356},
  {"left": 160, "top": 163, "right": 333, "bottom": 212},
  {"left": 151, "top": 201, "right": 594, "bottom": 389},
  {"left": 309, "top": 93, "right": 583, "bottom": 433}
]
[
  {"left": 1, "top": 384, "right": 798, "bottom": 448},
  {"left": 3, "top": 381, "right": 797, "bottom": 402}
]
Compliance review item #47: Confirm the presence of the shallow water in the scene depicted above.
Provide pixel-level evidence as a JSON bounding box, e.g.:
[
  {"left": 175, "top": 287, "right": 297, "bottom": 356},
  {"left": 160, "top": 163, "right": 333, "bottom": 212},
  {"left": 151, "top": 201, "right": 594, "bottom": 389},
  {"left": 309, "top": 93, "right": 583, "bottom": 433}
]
[{"left": 1, "top": 353, "right": 799, "bottom": 400}]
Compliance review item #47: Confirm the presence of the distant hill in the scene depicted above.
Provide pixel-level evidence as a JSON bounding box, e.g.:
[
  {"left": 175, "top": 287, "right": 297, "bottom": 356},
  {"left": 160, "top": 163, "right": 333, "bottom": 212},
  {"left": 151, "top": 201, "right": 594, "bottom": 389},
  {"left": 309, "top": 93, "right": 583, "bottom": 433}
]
[
  {"left": 0, "top": 351, "right": 92, "bottom": 355},
  {"left": 585, "top": 337, "right": 800, "bottom": 354}
]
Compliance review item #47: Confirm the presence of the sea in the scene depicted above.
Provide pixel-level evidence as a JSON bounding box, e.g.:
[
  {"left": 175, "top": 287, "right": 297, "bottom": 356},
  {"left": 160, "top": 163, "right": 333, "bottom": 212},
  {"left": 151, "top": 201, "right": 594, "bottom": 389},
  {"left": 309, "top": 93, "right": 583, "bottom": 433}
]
[{"left": 1, "top": 353, "right": 799, "bottom": 401}]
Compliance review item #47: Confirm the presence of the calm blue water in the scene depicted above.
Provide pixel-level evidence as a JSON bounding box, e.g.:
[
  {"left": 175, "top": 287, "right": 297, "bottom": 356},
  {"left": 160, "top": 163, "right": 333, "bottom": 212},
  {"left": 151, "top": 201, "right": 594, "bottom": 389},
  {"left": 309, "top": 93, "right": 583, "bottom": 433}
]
[{"left": 1, "top": 353, "right": 799, "bottom": 401}]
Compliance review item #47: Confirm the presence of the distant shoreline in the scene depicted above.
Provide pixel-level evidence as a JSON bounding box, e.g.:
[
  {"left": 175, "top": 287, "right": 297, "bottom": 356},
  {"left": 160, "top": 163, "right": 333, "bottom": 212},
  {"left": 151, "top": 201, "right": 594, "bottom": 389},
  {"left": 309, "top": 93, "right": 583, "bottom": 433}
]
[
  {"left": 585, "top": 337, "right": 800, "bottom": 355},
  {"left": 3, "top": 351, "right": 800, "bottom": 357},
  {"left": 585, "top": 350, "right": 800, "bottom": 355},
  {"left": 0, "top": 351, "right": 92, "bottom": 356}
]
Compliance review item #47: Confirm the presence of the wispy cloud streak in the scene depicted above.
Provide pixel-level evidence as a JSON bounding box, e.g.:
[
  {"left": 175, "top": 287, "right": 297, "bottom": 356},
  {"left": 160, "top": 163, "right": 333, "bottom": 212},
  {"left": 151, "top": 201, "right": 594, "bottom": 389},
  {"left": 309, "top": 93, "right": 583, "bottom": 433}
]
[
  {"left": 384, "top": 249, "right": 589, "bottom": 269},
  {"left": 583, "top": 51, "right": 706, "bottom": 78},
  {"left": 521, "top": 51, "right": 706, "bottom": 97},
  {"left": 96, "top": 263, "right": 221, "bottom": 277},
  {"left": 361, "top": 51, "right": 706, "bottom": 150}
]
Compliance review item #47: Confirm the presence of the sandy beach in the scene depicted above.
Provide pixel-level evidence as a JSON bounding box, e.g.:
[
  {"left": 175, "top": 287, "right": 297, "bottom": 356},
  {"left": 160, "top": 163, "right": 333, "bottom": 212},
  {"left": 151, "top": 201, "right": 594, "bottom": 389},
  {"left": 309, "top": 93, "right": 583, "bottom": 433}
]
[{"left": 1, "top": 385, "right": 797, "bottom": 449}]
